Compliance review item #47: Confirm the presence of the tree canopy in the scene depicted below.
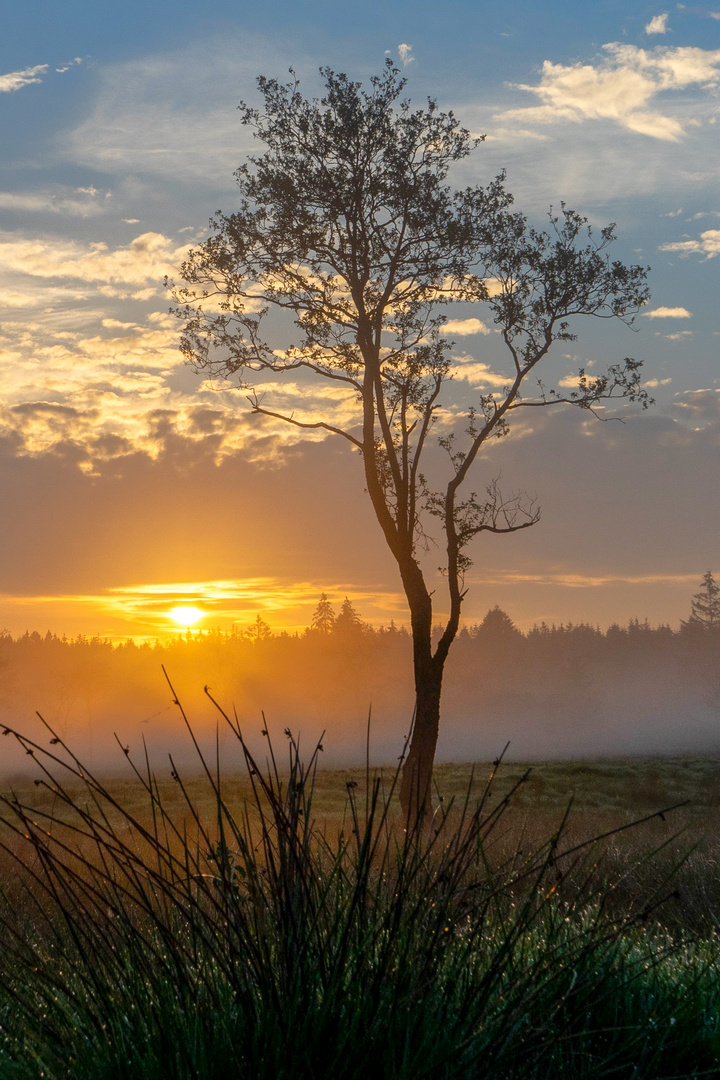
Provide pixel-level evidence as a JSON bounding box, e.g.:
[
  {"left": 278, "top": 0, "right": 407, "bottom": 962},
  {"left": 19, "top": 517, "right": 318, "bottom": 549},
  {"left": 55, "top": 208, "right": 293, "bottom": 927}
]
[{"left": 171, "top": 63, "right": 651, "bottom": 820}]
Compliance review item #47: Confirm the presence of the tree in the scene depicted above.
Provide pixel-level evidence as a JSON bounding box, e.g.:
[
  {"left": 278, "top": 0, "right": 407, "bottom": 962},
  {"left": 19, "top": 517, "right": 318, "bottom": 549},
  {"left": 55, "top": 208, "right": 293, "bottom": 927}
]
[
  {"left": 680, "top": 571, "right": 720, "bottom": 715},
  {"left": 334, "top": 597, "right": 364, "bottom": 637},
  {"left": 473, "top": 606, "right": 522, "bottom": 643},
  {"left": 244, "top": 613, "right": 272, "bottom": 645},
  {"left": 171, "top": 63, "right": 650, "bottom": 822},
  {"left": 682, "top": 571, "right": 720, "bottom": 633},
  {"left": 310, "top": 593, "right": 336, "bottom": 634}
]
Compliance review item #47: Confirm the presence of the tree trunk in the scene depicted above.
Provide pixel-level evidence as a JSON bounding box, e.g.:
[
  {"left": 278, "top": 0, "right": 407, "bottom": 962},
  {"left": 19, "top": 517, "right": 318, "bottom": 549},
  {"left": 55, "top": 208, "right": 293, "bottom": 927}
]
[
  {"left": 395, "top": 553, "right": 447, "bottom": 825},
  {"left": 399, "top": 654, "right": 444, "bottom": 827}
]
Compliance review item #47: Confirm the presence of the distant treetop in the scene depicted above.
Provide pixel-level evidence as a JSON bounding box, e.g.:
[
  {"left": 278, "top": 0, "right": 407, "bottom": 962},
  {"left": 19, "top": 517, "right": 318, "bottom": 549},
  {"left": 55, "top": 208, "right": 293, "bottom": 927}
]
[
  {"left": 682, "top": 570, "right": 720, "bottom": 633},
  {"left": 474, "top": 606, "right": 522, "bottom": 639},
  {"left": 311, "top": 593, "right": 336, "bottom": 634}
]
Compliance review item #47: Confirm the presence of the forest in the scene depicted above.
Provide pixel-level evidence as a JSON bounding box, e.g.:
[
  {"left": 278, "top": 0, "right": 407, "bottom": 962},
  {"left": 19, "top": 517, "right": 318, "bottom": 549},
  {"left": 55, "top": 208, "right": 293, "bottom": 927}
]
[{"left": 2, "top": 576, "right": 718, "bottom": 773}]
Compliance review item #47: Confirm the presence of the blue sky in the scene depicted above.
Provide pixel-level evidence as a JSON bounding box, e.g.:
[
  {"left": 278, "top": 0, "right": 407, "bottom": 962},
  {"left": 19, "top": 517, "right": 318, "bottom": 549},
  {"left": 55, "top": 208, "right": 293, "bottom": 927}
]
[{"left": 0, "top": 0, "right": 718, "bottom": 637}]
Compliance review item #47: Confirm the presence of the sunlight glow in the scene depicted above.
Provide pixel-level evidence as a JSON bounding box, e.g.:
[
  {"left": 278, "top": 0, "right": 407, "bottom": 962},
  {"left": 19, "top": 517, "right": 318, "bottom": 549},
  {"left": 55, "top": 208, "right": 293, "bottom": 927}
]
[{"left": 169, "top": 605, "right": 204, "bottom": 627}]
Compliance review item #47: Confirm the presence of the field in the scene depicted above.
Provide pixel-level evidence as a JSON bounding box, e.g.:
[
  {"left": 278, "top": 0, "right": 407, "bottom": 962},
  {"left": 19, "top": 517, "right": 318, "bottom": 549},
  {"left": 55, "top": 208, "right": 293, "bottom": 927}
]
[
  {"left": 10, "top": 753, "right": 719, "bottom": 915},
  {"left": 0, "top": 740, "right": 719, "bottom": 1078},
  {"left": 10, "top": 751, "right": 720, "bottom": 821}
]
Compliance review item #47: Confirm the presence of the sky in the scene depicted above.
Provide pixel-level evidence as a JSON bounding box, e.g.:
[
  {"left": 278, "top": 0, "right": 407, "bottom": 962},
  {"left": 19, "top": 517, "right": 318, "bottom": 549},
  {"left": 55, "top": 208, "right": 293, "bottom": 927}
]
[{"left": 1, "top": 0, "right": 719, "bottom": 640}]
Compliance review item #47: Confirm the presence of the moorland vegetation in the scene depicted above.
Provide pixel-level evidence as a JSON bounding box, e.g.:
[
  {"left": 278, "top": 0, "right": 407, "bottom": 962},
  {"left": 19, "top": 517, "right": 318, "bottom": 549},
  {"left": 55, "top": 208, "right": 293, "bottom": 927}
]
[{"left": 0, "top": 687, "right": 718, "bottom": 1077}]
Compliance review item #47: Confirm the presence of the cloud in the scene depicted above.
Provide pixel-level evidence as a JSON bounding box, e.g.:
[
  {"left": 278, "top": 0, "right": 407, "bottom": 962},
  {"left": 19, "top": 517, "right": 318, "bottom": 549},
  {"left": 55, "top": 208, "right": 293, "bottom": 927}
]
[
  {"left": 63, "top": 30, "right": 719, "bottom": 221},
  {"left": 444, "top": 318, "right": 491, "bottom": 336},
  {"left": 451, "top": 360, "right": 511, "bottom": 388},
  {"left": 398, "top": 44, "right": 415, "bottom": 66},
  {"left": 466, "top": 90, "right": 720, "bottom": 210},
  {"left": 0, "top": 292, "right": 368, "bottom": 467},
  {"left": 660, "top": 228, "right": 720, "bottom": 256},
  {"left": 658, "top": 329, "right": 693, "bottom": 339},
  {"left": 0, "top": 230, "right": 192, "bottom": 284},
  {"left": 0, "top": 285, "right": 99, "bottom": 311},
  {"left": 683, "top": 5, "right": 720, "bottom": 19},
  {"left": 645, "top": 13, "right": 670, "bottom": 34},
  {"left": 469, "top": 569, "right": 698, "bottom": 588},
  {"left": 669, "top": 386, "right": 720, "bottom": 427},
  {"left": 0, "top": 64, "right": 48, "bottom": 93},
  {"left": 55, "top": 57, "right": 82, "bottom": 74},
  {"left": 557, "top": 374, "right": 583, "bottom": 388},
  {"left": 0, "top": 297, "right": 199, "bottom": 464},
  {"left": 497, "top": 42, "right": 720, "bottom": 141},
  {"left": 66, "top": 35, "right": 300, "bottom": 186},
  {"left": 0, "top": 188, "right": 108, "bottom": 218},
  {"left": 101, "top": 319, "right": 137, "bottom": 329},
  {"left": 481, "top": 126, "right": 549, "bottom": 143},
  {"left": 642, "top": 305, "right": 693, "bottom": 317}
]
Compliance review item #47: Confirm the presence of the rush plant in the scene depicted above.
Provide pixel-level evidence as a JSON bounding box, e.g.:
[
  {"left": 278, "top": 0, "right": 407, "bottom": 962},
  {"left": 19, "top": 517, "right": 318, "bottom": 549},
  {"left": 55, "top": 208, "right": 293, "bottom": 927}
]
[{"left": 0, "top": 682, "right": 710, "bottom": 1079}]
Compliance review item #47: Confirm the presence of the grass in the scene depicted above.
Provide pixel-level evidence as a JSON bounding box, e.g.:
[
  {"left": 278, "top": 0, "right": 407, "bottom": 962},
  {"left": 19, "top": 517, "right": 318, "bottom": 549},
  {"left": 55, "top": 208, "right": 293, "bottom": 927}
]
[{"left": 0, "top": 683, "right": 716, "bottom": 1077}]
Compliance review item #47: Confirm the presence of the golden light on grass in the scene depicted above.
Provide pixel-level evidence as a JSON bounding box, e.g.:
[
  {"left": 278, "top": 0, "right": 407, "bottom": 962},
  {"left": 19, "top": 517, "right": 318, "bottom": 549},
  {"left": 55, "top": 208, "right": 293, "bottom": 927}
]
[{"left": 169, "top": 605, "right": 204, "bottom": 627}]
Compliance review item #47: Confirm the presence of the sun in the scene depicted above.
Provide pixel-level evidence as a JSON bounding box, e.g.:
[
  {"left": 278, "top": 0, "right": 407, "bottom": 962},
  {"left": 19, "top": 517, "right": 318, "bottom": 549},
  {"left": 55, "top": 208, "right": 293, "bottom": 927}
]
[{"left": 169, "top": 606, "right": 204, "bottom": 627}]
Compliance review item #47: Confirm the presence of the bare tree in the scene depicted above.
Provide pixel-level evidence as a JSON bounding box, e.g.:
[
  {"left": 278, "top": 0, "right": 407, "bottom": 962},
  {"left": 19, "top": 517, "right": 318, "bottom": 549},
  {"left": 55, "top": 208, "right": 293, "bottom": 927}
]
[{"left": 170, "top": 63, "right": 650, "bottom": 822}]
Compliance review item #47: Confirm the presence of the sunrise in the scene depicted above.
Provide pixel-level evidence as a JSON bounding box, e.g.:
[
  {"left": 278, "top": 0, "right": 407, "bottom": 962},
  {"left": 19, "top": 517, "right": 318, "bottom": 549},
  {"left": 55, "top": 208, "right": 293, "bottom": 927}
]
[{"left": 0, "top": 1, "right": 719, "bottom": 1075}]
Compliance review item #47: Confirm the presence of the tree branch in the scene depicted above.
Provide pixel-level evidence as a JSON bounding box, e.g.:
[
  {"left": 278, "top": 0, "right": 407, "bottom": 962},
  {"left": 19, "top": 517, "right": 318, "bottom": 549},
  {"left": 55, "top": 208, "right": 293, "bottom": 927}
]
[{"left": 248, "top": 397, "right": 363, "bottom": 448}]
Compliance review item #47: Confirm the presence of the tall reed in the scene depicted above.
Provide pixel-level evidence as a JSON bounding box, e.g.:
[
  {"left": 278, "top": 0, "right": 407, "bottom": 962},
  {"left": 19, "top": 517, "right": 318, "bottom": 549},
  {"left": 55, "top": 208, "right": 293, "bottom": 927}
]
[{"left": 0, "top": 675, "right": 714, "bottom": 1078}]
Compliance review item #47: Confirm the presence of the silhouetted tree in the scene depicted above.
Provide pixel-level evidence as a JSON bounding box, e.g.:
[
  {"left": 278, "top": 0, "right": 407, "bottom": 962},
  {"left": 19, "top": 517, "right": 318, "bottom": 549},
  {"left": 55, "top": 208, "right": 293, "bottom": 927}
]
[
  {"left": 244, "top": 614, "right": 273, "bottom": 645},
  {"left": 682, "top": 571, "right": 720, "bottom": 633},
  {"left": 334, "top": 597, "right": 364, "bottom": 637},
  {"left": 172, "top": 64, "right": 650, "bottom": 821},
  {"left": 472, "top": 606, "right": 522, "bottom": 643},
  {"left": 311, "top": 594, "right": 336, "bottom": 634},
  {"left": 680, "top": 571, "right": 720, "bottom": 714}
]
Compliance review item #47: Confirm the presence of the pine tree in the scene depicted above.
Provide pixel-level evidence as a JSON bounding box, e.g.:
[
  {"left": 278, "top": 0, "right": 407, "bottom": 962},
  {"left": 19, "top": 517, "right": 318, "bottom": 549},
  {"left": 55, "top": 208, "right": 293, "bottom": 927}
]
[
  {"left": 682, "top": 571, "right": 720, "bottom": 632},
  {"left": 473, "top": 606, "right": 522, "bottom": 641},
  {"left": 244, "top": 614, "right": 272, "bottom": 644},
  {"left": 311, "top": 594, "right": 336, "bottom": 634},
  {"left": 335, "top": 597, "right": 364, "bottom": 636}
]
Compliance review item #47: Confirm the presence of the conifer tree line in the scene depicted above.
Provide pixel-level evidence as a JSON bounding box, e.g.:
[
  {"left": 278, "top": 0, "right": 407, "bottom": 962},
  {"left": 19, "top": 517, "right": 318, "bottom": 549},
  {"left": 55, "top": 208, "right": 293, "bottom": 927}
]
[
  {"left": 0, "top": 574, "right": 717, "bottom": 766},
  {"left": 2, "top": 570, "right": 718, "bottom": 652}
]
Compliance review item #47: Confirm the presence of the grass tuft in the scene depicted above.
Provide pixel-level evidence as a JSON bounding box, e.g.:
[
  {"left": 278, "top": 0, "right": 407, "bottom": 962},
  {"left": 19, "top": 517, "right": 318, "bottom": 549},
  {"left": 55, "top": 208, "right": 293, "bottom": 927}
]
[{"left": 0, "top": 680, "right": 715, "bottom": 1077}]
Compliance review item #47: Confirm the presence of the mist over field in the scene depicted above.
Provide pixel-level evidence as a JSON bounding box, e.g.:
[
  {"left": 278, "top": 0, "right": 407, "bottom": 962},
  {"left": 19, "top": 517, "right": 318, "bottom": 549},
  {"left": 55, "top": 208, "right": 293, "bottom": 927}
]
[{"left": 2, "top": 606, "right": 718, "bottom": 779}]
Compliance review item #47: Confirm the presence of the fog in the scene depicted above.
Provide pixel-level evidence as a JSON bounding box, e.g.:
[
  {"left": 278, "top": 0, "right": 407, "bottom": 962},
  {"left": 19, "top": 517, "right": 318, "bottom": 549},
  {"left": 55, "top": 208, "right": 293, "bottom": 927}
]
[{"left": 1, "top": 605, "right": 718, "bottom": 782}]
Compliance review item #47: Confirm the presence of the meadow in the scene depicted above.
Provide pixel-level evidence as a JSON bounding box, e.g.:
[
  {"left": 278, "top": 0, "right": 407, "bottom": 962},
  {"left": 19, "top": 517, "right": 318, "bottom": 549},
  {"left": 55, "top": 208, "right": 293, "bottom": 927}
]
[{"left": 0, "top": 700, "right": 718, "bottom": 1080}]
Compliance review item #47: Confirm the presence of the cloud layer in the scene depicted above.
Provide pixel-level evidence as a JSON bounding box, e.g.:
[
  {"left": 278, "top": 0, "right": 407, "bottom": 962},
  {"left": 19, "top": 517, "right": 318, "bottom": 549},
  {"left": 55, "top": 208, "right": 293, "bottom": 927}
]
[
  {"left": 498, "top": 42, "right": 720, "bottom": 141},
  {"left": 0, "top": 230, "right": 191, "bottom": 285},
  {"left": 1, "top": 19, "right": 718, "bottom": 639}
]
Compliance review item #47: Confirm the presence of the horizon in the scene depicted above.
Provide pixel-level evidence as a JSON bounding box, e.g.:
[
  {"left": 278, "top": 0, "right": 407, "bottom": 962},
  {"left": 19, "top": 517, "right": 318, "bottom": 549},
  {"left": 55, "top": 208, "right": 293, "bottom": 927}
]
[{"left": 1, "top": 583, "right": 710, "bottom": 644}]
